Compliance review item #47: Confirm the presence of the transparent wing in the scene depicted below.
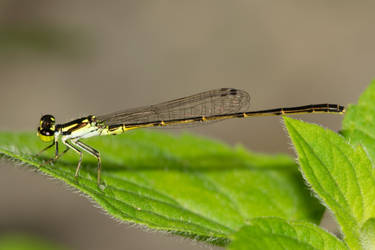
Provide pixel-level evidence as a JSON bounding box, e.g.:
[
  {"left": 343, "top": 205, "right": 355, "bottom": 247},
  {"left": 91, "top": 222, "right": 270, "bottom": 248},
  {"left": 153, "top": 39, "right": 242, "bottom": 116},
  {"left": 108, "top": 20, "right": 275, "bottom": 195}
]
[{"left": 96, "top": 88, "right": 250, "bottom": 126}]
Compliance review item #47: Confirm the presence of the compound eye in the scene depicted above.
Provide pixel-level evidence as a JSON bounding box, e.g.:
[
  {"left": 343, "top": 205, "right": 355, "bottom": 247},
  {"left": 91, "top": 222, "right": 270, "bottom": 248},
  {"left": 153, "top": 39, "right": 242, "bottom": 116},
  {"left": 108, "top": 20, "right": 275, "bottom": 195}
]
[
  {"left": 37, "top": 115, "right": 56, "bottom": 142},
  {"left": 40, "top": 114, "right": 56, "bottom": 131},
  {"left": 42, "top": 121, "right": 51, "bottom": 129}
]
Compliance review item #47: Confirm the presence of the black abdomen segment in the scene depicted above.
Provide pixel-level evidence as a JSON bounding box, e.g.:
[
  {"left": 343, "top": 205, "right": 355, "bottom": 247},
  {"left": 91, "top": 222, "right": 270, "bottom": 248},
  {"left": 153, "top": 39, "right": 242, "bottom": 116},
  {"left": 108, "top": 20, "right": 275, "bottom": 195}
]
[{"left": 122, "top": 104, "right": 345, "bottom": 130}]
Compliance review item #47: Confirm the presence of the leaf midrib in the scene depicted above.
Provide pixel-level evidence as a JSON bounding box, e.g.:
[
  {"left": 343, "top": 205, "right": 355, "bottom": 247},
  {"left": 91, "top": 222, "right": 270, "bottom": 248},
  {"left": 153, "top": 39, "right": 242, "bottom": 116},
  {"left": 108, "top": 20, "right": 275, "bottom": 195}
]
[{"left": 0, "top": 148, "right": 235, "bottom": 238}]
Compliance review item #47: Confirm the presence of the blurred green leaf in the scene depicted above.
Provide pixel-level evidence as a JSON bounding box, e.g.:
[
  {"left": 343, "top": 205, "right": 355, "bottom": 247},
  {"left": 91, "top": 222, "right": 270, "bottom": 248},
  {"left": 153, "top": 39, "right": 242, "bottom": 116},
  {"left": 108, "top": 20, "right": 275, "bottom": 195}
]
[
  {"left": 0, "top": 23, "right": 87, "bottom": 58},
  {"left": 229, "top": 217, "right": 348, "bottom": 250},
  {"left": 0, "top": 233, "right": 67, "bottom": 250},
  {"left": 284, "top": 117, "right": 375, "bottom": 250},
  {"left": 0, "top": 130, "right": 323, "bottom": 245}
]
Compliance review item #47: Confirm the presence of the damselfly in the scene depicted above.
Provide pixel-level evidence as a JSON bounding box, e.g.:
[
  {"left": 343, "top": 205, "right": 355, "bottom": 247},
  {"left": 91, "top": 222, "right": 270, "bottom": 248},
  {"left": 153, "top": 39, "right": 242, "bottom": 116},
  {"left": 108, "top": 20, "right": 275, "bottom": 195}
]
[{"left": 37, "top": 88, "right": 345, "bottom": 185}]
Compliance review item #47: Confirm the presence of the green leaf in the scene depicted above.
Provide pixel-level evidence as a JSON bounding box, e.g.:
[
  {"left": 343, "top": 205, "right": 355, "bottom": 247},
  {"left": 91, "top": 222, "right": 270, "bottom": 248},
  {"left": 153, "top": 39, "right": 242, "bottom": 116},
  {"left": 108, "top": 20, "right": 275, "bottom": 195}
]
[
  {"left": 284, "top": 117, "right": 375, "bottom": 250},
  {"left": 360, "top": 218, "right": 375, "bottom": 249},
  {"left": 0, "top": 233, "right": 68, "bottom": 250},
  {"left": 342, "top": 80, "right": 375, "bottom": 163},
  {"left": 229, "top": 217, "right": 348, "bottom": 250},
  {"left": 0, "top": 130, "right": 323, "bottom": 245}
]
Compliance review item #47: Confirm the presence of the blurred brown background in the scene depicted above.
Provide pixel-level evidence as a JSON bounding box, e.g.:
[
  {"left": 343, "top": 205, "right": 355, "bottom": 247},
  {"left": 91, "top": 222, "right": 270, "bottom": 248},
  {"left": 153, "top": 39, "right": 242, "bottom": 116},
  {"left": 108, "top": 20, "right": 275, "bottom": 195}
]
[{"left": 0, "top": 1, "right": 373, "bottom": 249}]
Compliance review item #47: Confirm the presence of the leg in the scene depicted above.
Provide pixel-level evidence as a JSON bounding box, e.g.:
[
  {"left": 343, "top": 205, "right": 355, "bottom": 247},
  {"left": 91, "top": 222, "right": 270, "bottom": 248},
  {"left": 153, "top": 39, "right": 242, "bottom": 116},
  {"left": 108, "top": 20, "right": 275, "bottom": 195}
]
[
  {"left": 62, "top": 139, "right": 83, "bottom": 179},
  {"left": 36, "top": 141, "right": 55, "bottom": 156},
  {"left": 55, "top": 139, "right": 59, "bottom": 158},
  {"left": 56, "top": 147, "right": 70, "bottom": 160},
  {"left": 37, "top": 140, "right": 58, "bottom": 164},
  {"left": 44, "top": 142, "right": 71, "bottom": 164},
  {"left": 37, "top": 132, "right": 60, "bottom": 158},
  {"left": 72, "top": 140, "right": 102, "bottom": 186}
]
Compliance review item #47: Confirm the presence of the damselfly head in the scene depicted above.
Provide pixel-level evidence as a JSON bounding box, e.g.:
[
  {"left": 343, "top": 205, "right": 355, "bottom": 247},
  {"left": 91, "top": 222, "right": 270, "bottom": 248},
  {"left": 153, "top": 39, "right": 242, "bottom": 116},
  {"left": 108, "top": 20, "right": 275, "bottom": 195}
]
[{"left": 37, "top": 114, "right": 56, "bottom": 142}]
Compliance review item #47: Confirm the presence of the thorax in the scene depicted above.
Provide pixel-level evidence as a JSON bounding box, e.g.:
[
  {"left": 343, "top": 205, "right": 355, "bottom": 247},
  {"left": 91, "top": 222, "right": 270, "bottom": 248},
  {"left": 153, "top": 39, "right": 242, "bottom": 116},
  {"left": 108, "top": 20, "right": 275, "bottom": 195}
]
[{"left": 57, "top": 115, "right": 103, "bottom": 140}]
